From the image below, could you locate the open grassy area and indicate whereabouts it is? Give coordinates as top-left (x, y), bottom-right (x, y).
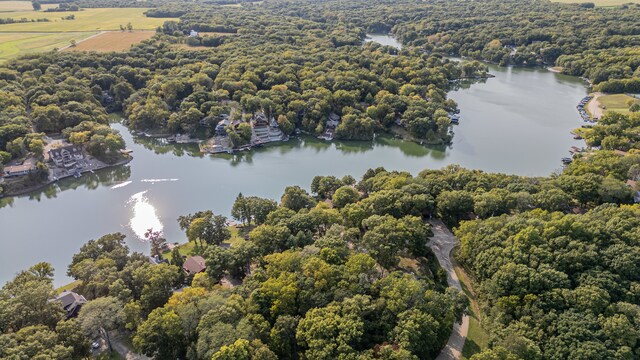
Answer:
top-left (162, 226), bottom-right (248, 260)
top-left (0, 31), bottom-right (96, 61)
top-left (55, 279), bottom-right (82, 294)
top-left (453, 260), bottom-right (490, 360)
top-left (64, 30), bottom-right (156, 52)
top-left (0, 8), bottom-right (174, 32)
top-left (0, 7), bottom-right (175, 60)
top-left (551, 0), bottom-right (640, 6)
top-left (0, 1), bottom-right (57, 11)
top-left (598, 93), bottom-right (640, 114)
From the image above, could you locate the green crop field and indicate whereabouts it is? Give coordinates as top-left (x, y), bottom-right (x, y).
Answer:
top-left (0, 8), bottom-right (175, 32)
top-left (552, 0), bottom-right (640, 6)
top-left (0, 32), bottom-right (96, 61)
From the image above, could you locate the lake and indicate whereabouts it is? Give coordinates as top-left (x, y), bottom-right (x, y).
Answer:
top-left (364, 34), bottom-right (403, 49)
top-left (0, 37), bottom-right (588, 286)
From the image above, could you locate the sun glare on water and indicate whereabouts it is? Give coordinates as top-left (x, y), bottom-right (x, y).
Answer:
top-left (128, 191), bottom-right (163, 240)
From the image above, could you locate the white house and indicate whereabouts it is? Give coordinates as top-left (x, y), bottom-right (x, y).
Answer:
top-left (49, 145), bottom-right (83, 168)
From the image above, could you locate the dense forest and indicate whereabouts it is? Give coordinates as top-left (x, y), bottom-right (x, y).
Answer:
top-left (2, 0), bottom-right (640, 359)
top-left (2, 140), bottom-right (639, 358)
top-left (1, 169), bottom-right (476, 359)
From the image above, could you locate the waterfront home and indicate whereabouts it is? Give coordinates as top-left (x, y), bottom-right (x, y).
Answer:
top-left (327, 113), bottom-right (341, 129)
top-left (253, 112), bottom-right (269, 126)
top-left (216, 119), bottom-right (231, 136)
top-left (2, 163), bottom-right (36, 178)
top-left (49, 145), bottom-right (83, 168)
top-left (54, 290), bottom-right (87, 318)
top-left (183, 255), bottom-right (207, 275)
top-left (626, 180), bottom-right (640, 203)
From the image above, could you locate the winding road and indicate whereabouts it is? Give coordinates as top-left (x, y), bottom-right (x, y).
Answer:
top-left (428, 220), bottom-right (470, 360)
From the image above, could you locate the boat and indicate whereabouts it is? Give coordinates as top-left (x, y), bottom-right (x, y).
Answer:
top-left (561, 157), bottom-right (573, 164)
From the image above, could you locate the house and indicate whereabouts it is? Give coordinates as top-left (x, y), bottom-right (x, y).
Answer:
top-left (2, 163), bottom-right (36, 178)
top-left (54, 290), bottom-right (87, 318)
top-left (326, 113), bottom-right (341, 129)
top-left (49, 145), bottom-right (83, 168)
top-left (189, 30), bottom-right (199, 37)
top-left (215, 119), bottom-right (231, 136)
top-left (626, 180), bottom-right (640, 203)
top-left (183, 255), bottom-right (207, 275)
top-left (253, 112), bottom-right (269, 126)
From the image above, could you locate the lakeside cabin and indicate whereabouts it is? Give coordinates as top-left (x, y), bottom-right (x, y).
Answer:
top-left (53, 290), bottom-right (87, 318)
top-left (48, 145), bottom-right (84, 169)
top-left (183, 255), bottom-right (207, 275)
top-left (2, 163), bottom-right (36, 178)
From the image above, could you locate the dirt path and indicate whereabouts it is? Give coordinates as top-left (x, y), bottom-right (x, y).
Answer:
top-left (57, 31), bottom-right (106, 51)
top-left (428, 219), bottom-right (470, 360)
top-left (110, 333), bottom-right (150, 360)
top-left (587, 92), bottom-right (604, 120)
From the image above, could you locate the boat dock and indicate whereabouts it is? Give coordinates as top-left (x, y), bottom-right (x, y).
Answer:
top-left (576, 96), bottom-right (597, 123)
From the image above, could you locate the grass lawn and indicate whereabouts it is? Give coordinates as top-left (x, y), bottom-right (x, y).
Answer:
top-left (453, 260), bottom-right (490, 360)
top-left (0, 8), bottom-right (175, 32)
top-left (55, 279), bottom-right (82, 294)
top-left (598, 94), bottom-right (640, 115)
top-left (162, 226), bottom-right (248, 260)
top-left (0, 31), bottom-right (96, 61)
top-left (552, 0), bottom-right (640, 5)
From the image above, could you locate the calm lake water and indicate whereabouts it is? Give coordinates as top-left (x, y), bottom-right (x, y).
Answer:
top-left (364, 34), bottom-right (403, 49)
top-left (0, 38), bottom-right (588, 286)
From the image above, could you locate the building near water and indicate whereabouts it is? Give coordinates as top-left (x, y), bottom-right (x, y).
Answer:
top-left (54, 290), bottom-right (87, 318)
top-left (183, 255), bottom-right (207, 275)
top-left (49, 145), bottom-right (84, 168)
top-left (2, 163), bottom-right (36, 178)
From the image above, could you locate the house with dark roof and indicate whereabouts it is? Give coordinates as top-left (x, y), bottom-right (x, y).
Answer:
top-left (48, 145), bottom-right (84, 168)
top-left (183, 255), bottom-right (207, 275)
top-left (54, 290), bottom-right (87, 318)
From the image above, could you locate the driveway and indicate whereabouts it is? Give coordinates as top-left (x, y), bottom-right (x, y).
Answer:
top-left (110, 333), bottom-right (151, 360)
top-left (427, 220), bottom-right (470, 360)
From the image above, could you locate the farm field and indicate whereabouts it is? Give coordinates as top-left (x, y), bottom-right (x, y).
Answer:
top-left (0, 1), bottom-right (57, 12)
top-left (0, 31), bottom-right (96, 61)
top-left (0, 8), bottom-right (175, 32)
top-left (63, 30), bottom-right (156, 52)
top-left (552, 0), bottom-right (640, 6)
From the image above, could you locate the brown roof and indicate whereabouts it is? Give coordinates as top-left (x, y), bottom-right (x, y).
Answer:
top-left (613, 150), bottom-right (629, 156)
top-left (626, 180), bottom-right (637, 190)
top-left (4, 164), bottom-right (35, 173)
top-left (183, 255), bottom-right (206, 274)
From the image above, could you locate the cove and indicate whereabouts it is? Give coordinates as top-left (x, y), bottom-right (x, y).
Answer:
top-left (0, 57), bottom-right (587, 286)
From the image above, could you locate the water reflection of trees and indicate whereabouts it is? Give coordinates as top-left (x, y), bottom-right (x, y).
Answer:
top-left (448, 77), bottom-right (488, 91)
top-left (132, 136), bottom-right (203, 158)
top-left (1, 165), bottom-right (133, 207)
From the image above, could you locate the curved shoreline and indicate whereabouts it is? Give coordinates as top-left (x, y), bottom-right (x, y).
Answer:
top-left (1, 157), bottom-right (132, 198)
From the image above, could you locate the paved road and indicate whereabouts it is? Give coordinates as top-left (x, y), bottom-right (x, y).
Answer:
top-left (428, 219), bottom-right (470, 360)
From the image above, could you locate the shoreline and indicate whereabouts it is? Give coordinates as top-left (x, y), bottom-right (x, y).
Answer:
top-left (586, 92), bottom-right (604, 120)
top-left (2, 156), bottom-right (132, 198)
